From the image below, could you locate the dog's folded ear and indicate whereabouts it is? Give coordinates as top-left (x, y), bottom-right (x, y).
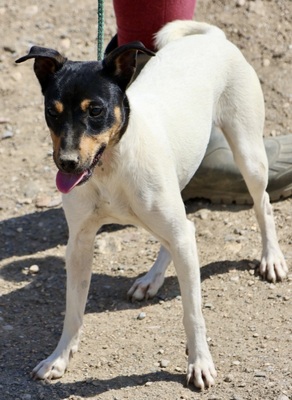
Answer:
top-left (103, 41), bottom-right (155, 91)
top-left (16, 46), bottom-right (67, 93)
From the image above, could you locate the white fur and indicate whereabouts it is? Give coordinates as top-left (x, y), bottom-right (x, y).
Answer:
top-left (154, 20), bottom-right (226, 49)
top-left (32, 21), bottom-right (288, 389)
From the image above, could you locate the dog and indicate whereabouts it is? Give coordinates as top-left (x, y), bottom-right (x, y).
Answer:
top-left (16, 20), bottom-right (288, 390)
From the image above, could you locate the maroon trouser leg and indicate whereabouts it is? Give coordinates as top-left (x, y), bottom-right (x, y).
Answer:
top-left (113, 0), bottom-right (197, 51)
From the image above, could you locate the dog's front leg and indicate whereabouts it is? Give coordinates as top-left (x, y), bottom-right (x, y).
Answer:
top-left (166, 219), bottom-right (216, 390)
top-left (32, 223), bottom-right (97, 380)
top-left (139, 205), bottom-right (216, 389)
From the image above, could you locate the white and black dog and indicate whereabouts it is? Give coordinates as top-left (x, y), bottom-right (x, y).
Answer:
top-left (16, 21), bottom-right (287, 389)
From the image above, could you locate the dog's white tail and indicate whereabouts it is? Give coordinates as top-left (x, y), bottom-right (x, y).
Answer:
top-left (155, 20), bottom-right (226, 50)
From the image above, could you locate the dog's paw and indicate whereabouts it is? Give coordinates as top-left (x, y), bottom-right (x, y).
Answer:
top-left (127, 273), bottom-right (164, 301)
top-left (32, 355), bottom-right (68, 380)
top-left (260, 250), bottom-right (288, 282)
top-left (186, 356), bottom-right (217, 390)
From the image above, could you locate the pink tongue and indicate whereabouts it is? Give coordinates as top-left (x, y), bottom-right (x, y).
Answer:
top-left (56, 170), bottom-right (88, 194)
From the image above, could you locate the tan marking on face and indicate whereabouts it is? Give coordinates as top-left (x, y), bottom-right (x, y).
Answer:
top-left (109, 106), bottom-right (123, 144)
top-left (50, 129), bottom-right (61, 155)
top-left (78, 106), bottom-right (123, 163)
top-left (80, 99), bottom-right (91, 112)
top-left (54, 100), bottom-right (64, 114)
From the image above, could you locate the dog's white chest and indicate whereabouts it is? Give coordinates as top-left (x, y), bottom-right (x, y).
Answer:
top-left (88, 176), bottom-right (141, 227)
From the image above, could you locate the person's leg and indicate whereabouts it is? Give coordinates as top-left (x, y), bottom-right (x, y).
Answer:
top-left (113, 0), bottom-right (196, 51)
top-left (111, 1), bottom-right (292, 205)
top-left (181, 126), bottom-right (292, 204)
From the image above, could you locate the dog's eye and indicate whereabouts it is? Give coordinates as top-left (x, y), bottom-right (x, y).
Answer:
top-left (89, 106), bottom-right (104, 118)
top-left (46, 107), bottom-right (59, 118)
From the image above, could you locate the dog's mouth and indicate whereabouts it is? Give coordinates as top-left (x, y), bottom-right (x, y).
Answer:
top-left (56, 145), bottom-right (106, 194)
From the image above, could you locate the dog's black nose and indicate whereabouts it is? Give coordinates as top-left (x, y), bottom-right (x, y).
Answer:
top-left (59, 153), bottom-right (80, 173)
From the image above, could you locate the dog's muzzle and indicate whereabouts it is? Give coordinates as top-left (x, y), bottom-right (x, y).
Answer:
top-left (56, 145), bottom-right (106, 193)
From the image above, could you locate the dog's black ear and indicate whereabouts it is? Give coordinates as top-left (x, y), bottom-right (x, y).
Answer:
top-left (16, 46), bottom-right (67, 93)
top-left (102, 41), bottom-right (155, 91)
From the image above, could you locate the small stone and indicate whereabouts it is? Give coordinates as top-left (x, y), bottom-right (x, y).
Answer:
top-left (3, 324), bottom-right (13, 331)
top-left (277, 395), bottom-right (289, 400)
top-left (145, 381), bottom-right (153, 386)
top-left (283, 296), bottom-right (289, 301)
top-left (3, 44), bottom-right (16, 53)
top-left (232, 395), bottom-right (243, 400)
top-left (224, 234), bottom-right (236, 242)
top-left (1, 130), bottom-right (14, 140)
top-left (254, 370), bottom-right (266, 378)
top-left (236, 0), bottom-right (245, 6)
top-left (247, 280), bottom-right (254, 286)
top-left (248, 0), bottom-right (265, 16)
top-left (198, 229), bottom-right (212, 238)
top-left (60, 38), bottom-right (71, 50)
top-left (95, 236), bottom-right (122, 254)
top-left (25, 5), bottom-right (38, 15)
top-left (160, 359), bottom-right (170, 368)
top-left (263, 58), bottom-right (271, 67)
top-left (12, 71), bottom-right (22, 82)
top-left (23, 181), bottom-right (40, 198)
top-left (252, 333), bottom-right (259, 338)
top-left (204, 303), bottom-right (214, 310)
top-left (196, 209), bottom-right (210, 220)
top-left (175, 366), bottom-right (182, 372)
top-left (22, 395), bottom-right (32, 400)
top-left (137, 312), bottom-right (146, 320)
top-left (224, 373), bottom-right (234, 382)
top-left (35, 194), bottom-right (62, 208)
top-left (230, 275), bottom-right (240, 282)
top-left (29, 265), bottom-right (39, 274)
top-left (17, 198), bottom-right (33, 205)
top-left (0, 117), bottom-right (10, 124)
top-left (232, 360), bottom-right (241, 366)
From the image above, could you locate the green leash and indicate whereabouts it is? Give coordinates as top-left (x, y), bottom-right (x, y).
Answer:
top-left (97, 0), bottom-right (104, 61)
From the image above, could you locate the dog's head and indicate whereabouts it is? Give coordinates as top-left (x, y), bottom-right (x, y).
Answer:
top-left (16, 43), bottom-right (155, 193)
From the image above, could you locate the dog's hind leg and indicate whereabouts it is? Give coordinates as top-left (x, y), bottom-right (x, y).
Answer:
top-left (229, 143), bottom-right (287, 282)
top-left (127, 245), bottom-right (171, 301)
top-left (219, 68), bottom-right (288, 282)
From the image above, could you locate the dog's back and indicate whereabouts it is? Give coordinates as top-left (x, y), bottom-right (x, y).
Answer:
top-left (126, 21), bottom-right (252, 190)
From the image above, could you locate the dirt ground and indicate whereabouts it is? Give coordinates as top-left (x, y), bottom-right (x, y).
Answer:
top-left (0, 0), bottom-right (292, 399)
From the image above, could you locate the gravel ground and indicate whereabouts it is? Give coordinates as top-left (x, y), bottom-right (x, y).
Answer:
top-left (0, 0), bottom-right (291, 399)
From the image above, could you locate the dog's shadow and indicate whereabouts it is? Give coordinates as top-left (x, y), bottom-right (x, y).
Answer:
top-left (49, 370), bottom-right (187, 399)
top-left (0, 199), bottom-right (251, 261)
top-left (0, 201), bottom-right (254, 397)
top-left (0, 254), bottom-right (252, 397)
top-left (0, 207), bottom-right (129, 262)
